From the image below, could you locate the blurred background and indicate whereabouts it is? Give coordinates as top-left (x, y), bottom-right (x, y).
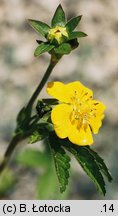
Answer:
top-left (0, 0), bottom-right (118, 199)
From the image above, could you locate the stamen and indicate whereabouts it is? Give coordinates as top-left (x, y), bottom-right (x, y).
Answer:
top-left (75, 115), bottom-right (79, 120)
top-left (90, 108), bottom-right (97, 112)
top-left (84, 92), bottom-right (88, 96)
top-left (70, 90), bottom-right (94, 128)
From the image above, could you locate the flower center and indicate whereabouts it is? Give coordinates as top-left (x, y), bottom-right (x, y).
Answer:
top-left (48, 26), bottom-right (68, 44)
top-left (70, 91), bottom-right (94, 130)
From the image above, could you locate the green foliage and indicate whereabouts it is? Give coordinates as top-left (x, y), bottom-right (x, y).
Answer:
top-left (54, 43), bottom-right (71, 55)
top-left (16, 107), bottom-right (26, 126)
top-left (29, 4), bottom-right (87, 57)
top-left (0, 169), bottom-right (15, 197)
top-left (16, 147), bottom-right (69, 199)
top-left (36, 100), bottom-right (52, 118)
top-left (16, 95), bottom-right (112, 197)
top-left (29, 130), bottom-right (44, 144)
top-left (66, 16), bottom-right (82, 32)
top-left (48, 133), bottom-right (70, 193)
top-left (16, 107), bottom-right (30, 131)
top-left (36, 164), bottom-right (70, 199)
top-left (86, 147), bottom-right (112, 182)
top-left (61, 140), bottom-right (107, 195)
top-left (0, 2), bottom-right (112, 201)
top-left (51, 4), bottom-right (66, 27)
top-left (34, 43), bottom-right (54, 57)
top-left (69, 31), bottom-right (88, 40)
top-left (28, 122), bottom-right (53, 144)
top-left (28, 19), bottom-right (50, 37)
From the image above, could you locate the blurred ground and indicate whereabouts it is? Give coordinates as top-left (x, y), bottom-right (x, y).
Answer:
top-left (0, 0), bottom-right (118, 199)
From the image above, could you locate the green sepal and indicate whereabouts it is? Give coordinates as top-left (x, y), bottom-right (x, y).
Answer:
top-left (66, 15), bottom-right (82, 32)
top-left (28, 19), bottom-right (50, 37)
top-left (29, 122), bottom-right (53, 144)
top-left (54, 43), bottom-right (71, 55)
top-left (61, 140), bottom-right (106, 195)
top-left (86, 147), bottom-right (112, 182)
top-left (48, 133), bottom-right (70, 193)
top-left (51, 4), bottom-right (66, 27)
top-left (69, 31), bottom-right (88, 40)
top-left (34, 43), bottom-right (54, 57)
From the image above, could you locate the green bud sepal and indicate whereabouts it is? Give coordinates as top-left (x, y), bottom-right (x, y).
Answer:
top-left (28, 4), bottom-right (87, 57)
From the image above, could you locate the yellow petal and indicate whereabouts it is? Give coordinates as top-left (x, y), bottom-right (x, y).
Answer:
top-left (51, 104), bottom-right (72, 139)
top-left (47, 81), bottom-right (93, 104)
top-left (46, 82), bottom-right (69, 103)
top-left (89, 117), bottom-right (102, 134)
top-left (91, 100), bottom-right (106, 114)
top-left (65, 81), bottom-right (93, 103)
top-left (68, 124), bottom-right (93, 146)
top-left (89, 100), bottom-right (106, 134)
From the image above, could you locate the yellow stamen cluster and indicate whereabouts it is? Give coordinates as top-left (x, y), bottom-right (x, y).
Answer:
top-left (70, 91), bottom-right (97, 131)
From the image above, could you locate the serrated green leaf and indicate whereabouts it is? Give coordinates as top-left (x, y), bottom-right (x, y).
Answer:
top-left (62, 141), bottom-right (106, 195)
top-left (16, 149), bottom-right (49, 168)
top-left (66, 15), bottom-right (82, 32)
top-left (51, 4), bottom-right (66, 27)
top-left (28, 19), bottom-right (50, 37)
top-left (49, 133), bottom-right (70, 193)
top-left (34, 43), bottom-right (54, 57)
top-left (86, 147), bottom-right (112, 182)
top-left (54, 43), bottom-right (71, 55)
top-left (69, 31), bottom-right (87, 40)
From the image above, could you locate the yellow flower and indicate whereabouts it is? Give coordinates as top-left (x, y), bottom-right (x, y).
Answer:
top-left (48, 26), bottom-right (68, 44)
top-left (46, 81), bottom-right (106, 146)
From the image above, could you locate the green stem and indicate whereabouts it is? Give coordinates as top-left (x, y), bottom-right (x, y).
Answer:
top-left (0, 55), bottom-right (60, 174)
